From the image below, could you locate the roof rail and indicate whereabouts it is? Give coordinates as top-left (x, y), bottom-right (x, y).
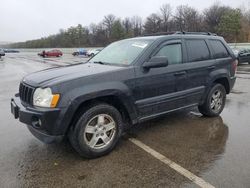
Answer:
top-left (174, 31), bottom-right (217, 36)
top-left (143, 32), bottom-right (177, 36)
top-left (142, 31), bottom-right (217, 37)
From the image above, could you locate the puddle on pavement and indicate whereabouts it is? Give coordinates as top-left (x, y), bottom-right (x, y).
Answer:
top-left (126, 110), bottom-right (228, 172)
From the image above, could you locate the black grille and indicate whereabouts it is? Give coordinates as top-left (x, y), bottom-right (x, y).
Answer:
top-left (19, 83), bottom-right (35, 105)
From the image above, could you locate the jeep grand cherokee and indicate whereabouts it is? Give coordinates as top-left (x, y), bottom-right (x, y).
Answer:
top-left (11, 32), bottom-right (237, 158)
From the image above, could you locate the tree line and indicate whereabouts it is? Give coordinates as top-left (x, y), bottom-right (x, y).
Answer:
top-left (7, 3), bottom-right (250, 48)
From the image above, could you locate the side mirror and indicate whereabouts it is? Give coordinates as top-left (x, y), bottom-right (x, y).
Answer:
top-left (143, 56), bottom-right (168, 69)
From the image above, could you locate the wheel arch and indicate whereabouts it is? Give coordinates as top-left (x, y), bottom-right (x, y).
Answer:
top-left (213, 77), bottom-right (230, 94)
top-left (63, 93), bottom-right (138, 135)
top-left (209, 68), bottom-right (231, 94)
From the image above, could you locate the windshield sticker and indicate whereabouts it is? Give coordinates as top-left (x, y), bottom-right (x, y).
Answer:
top-left (132, 43), bottom-right (148, 48)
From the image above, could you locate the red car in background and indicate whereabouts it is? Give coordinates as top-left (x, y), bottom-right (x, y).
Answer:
top-left (38, 49), bottom-right (63, 57)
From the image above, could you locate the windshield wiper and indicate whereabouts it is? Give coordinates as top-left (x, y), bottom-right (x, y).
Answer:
top-left (91, 61), bottom-right (123, 67)
top-left (93, 61), bottom-right (106, 65)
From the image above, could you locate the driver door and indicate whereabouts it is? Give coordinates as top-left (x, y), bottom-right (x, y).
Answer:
top-left (134, 40), bottom-right (189, 120)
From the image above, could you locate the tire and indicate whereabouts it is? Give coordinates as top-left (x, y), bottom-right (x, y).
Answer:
top-left (198, 83), bottom-right (226, 117)
top-left (68, 103), bottom-right (123, 158)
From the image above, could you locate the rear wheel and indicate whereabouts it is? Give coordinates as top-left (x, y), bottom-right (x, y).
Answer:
top-left (198, 83), bottom-right (226, 117)
top-left (68, 103), bottom-right (123, 158)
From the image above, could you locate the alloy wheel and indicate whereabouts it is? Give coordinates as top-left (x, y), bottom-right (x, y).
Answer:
top-left (83, 114), bottom-right (116, 149)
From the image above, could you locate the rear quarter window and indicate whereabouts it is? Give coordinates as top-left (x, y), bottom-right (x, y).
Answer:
top-left (209, 40), bottom-right (229, 59)
top-left (186, 39), bottom-right (210, 62)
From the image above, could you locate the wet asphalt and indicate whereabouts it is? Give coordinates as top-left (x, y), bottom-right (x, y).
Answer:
top-left (0, 53), bottom-right (250, 188)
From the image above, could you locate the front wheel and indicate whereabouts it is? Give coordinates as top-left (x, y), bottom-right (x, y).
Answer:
top-left (68, 103), bottom-right (123, 158)
top-left (198, 83), bottom-right (226, 117)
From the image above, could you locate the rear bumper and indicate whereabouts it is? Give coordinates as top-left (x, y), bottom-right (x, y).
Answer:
top-left (230, 76), bottom-right (236, 92)
top-left (11, 95), bottom-right (64, 144)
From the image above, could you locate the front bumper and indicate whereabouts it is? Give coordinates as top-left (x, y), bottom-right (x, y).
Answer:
top-left (11, 95), bottom-right (64, 143)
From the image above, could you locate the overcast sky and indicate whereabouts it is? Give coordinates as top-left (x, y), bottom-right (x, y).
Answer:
top-left (0, 0), bottom-right (249, 42)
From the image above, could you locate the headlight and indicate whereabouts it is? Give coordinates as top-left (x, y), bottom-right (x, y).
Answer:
top-left (33, 88), bottom-right (60, 108)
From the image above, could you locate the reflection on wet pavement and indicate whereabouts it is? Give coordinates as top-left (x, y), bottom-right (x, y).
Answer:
top-left (127, 111), bottom-right (228, 176)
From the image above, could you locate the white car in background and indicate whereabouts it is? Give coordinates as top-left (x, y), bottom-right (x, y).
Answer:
top-left (0, 49), bottom-right (5, 58)
top-left (87, 49), bottom-right (102, 57)
top-left (232, 48), bottom-right (239, 58)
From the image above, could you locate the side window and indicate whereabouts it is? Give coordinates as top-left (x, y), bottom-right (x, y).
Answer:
top-left (209, 40), bottom-right (229, 58)
top-left (186, 39), bottom-right (210, 62)
top-left (154, 43), bottom-right (182, 65)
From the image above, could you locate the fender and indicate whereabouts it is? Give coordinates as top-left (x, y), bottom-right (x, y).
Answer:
top-left (57, 81), bottom-right (138, 134)
top-left (199, 68), bottom-right (230, 104)
top-left (208, 68), bottom-right (230, 86)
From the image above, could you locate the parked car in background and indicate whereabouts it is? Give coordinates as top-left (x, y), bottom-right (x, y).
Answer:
top-left (38, 49), bottom-right (63, 57)
top-left (238, 49), bottom-right (250, 64)
top-left (4, 49), bottom-right (19, 53)
top-left (0, 49), bottom-right (5, 57)
top-left (72, 48), bottom-right (87, 56)
top-left (87, 49), bottom-right (102, 57)
top-left (232, 48), bottom-right (239, 58)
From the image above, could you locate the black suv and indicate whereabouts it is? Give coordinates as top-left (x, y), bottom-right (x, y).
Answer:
top-left (11, 32), bottom-right (237, 158)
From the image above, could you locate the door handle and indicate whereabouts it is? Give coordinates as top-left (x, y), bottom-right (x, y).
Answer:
top-left (207, 66), bottom-right (215, 70)
top-left (174, 71), bottom-right (186, 76)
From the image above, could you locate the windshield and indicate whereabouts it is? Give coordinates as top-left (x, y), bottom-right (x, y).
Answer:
top-left (90, 39), bottom-right (153, 65)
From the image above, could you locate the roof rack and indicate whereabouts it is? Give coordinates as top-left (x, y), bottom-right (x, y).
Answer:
top-left (175, 31), bottom-right (217, 36)
top-left (143, 32), bottom-right (177, 36)
top-left (142, 31), bottom-right (217, 37)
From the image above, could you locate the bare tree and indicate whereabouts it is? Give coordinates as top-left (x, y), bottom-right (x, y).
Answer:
top-left (144, 13), bottom-right (162, 34)
top-left (174, 5), bottom-right (186, 31)
top-left (184, 7), bottom-right (202, 31)
top-left (203, 4), bottom-right (232, 32)
top-left (160, 4), bottom-right (172, 31)
top-left (89, 23), bottom-right (98, 34)
top-left (131, 16), bottom-right (143, 36)
top-left (173, 5), bottom-right (201, 32)
top-left (122, 17), bottom-right (132, 36)
top-left (103, 14), bottom-right (116, 38)
top-left (9, 3), bottom-right (250, 48)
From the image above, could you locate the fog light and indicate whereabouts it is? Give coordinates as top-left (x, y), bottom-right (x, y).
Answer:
top-left (32, 116), bottom-right (42, 128)
top-left (38, 119), bottom-right (42, 126)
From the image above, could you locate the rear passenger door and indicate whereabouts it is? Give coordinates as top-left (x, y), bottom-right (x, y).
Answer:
top-left (183, 39), bottom-right (215, 105)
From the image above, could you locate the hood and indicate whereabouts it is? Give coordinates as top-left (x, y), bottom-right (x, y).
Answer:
top-left (23, 63), bottom-right (125, 87)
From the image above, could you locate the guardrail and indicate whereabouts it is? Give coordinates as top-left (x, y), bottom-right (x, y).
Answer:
top-left (229, 43), bottom-right (250, 49)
